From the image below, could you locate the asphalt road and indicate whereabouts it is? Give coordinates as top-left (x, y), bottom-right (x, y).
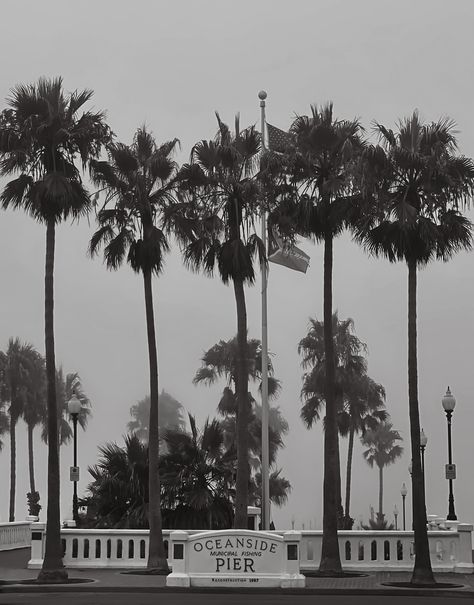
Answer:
top-left (0, 595), bottom-right (471, 605)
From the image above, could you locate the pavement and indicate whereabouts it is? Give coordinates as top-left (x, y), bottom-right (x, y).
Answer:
top-left (1, 548), bottom-right (474, 598)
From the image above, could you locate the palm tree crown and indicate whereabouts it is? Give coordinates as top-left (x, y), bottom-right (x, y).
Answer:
top-left (90, 127), bottom-right (179, 273)
top-left (0, 77), bottom-right (109, 222)
top-left (355, 111), bottom-right (474, 266)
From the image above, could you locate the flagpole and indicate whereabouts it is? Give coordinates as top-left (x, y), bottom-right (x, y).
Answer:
top-left (259, 89), bottom-right (270, 531)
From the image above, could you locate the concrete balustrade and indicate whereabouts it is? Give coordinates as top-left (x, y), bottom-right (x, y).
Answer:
top-left (0, 522), bottom-right (31, 551)
top-left (24, 522), bottom-right (473, 573)
top-left (298, 526), bottom-right (474, 573)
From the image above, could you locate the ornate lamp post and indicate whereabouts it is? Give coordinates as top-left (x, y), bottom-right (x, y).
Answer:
top-left (442, 386), bottom-right (457, 521)
top-left (68, 390), bottom-right (81, 526)
top-left (400, 483), bottom-right (408, 530)
top-left (420, 428), bottom-right (427, 474)
top-left (393, 504), bottom-right (399, 530)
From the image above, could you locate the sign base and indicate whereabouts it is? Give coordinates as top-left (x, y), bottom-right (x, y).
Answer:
top-left (167, 572), bottom-right (305, 588)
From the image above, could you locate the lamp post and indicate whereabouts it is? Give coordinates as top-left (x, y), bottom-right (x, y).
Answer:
top-left (400, 483), bottom-right (408, 530)
top-left (68, 390), bottom-right (81, 526)
top-left (442, 386), bottom-right (457, 521)
top-left (393, 504), bottom-right (399, 530)
top-left (420, 428), bottom-right (427, 474)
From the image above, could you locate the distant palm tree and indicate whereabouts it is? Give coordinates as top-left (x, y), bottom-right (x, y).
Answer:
top-left (90, 126), bottom-right (179, 572)
top-left (288, 104), bottom-right (364, 573)
top-left (160, 414), bottom-right (234, 529)
top-left (299, 314), bottom-right (386, 528)
top-left (361, 421), bottom-right (403, 521)
top-left (194, 336), bottom-right (290, 507)
top-left (41, 370), bottom-right (91, 446)
top-left (355, 111), bottom-right (474, 584)
top-left (0, 338), bottom-right (37, 521)
top-left (171, 116), bottom-right (264, 528)
top-left (22, 349), bottom-right (46, 497)
top-left (339, 375), bottom-right (386, 527)
top-left (0, 77), bottom-right (109, 582)
top-left (86, 434), bottom-right (149, 528)
top-left (127, 391), bottom-right (186, 448)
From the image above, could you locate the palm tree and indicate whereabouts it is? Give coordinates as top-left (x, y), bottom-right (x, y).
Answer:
top-left (160, 414), bottom-right (234, 529)
top-left (171, 115), bottom-right (264, 528)
top-left (194, 336), bottom-right (290, 506)
top-left (127, 390), bottom-right (186, 448)
top-left (354, 111), bottom-right (474, 584)
top-left (0, 77), bottom-right (109, 582)
top-left (0, 338), bottom-right (36, 521)
top-left (288, 103), bottom-right (364, 573)
top-left (339, 375), bottom-right (386, 527)
top-left (85, 434), bottom-right (149, 528)
top-left (89, 127), bottom-right (179, 572)
top-left (22, 349), bottom-right (46, 503)
top-left (361, 421), bottom-right (403, 522)
top-left (299, 313), bottom-right (386, 529)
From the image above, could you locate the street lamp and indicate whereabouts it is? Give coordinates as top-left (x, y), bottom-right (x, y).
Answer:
top-left (442, 386), bottom-right (457, 521)
top-left (393, 504), bottom-right (399, 530)
top-left (400, 483), bottom-right (408, 530)
top-left (420, 428), bottom-right (428, 474)
top-left (68, 390), bottom-right (82, 526)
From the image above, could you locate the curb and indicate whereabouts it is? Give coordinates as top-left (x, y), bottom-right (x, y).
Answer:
top-left (1, 584), bottom-right (474, 598)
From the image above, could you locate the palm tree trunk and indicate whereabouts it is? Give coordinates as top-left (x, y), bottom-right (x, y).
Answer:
top-left (344, 424), bottom-right (355, 521)
top-left (38, 218), bottom-right (67, 583)
top-left (143, 268), bottom-right (168, 572)
top-left (9, 418), bottom-right (16, 522)
top-left (319, 233), bottom-right (342, 574)
top-left (378, 465), bottom-right (383, 518)
top-left (28, 424), bottom-right (36, 494)
top-left (233, 277), bottom-right (249, 529)
top-left (335, 429), bottom-right (343, 527)
top-left (408, 260), bottom-right (434, 584)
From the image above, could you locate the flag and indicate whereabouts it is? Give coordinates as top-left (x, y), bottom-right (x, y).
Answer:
top-left (266, 123), bottom-right (294, 153)
top-left (268, 230), bottom-right (310, 273)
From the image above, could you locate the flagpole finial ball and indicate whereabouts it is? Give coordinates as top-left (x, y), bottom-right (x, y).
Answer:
top-left (258, 90), bottom-right (267, 100)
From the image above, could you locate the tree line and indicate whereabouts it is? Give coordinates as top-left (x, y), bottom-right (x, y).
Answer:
top-left (1, 77), bottom-right (472, 586)
top-left (0, 339), bottom-right (89, 520)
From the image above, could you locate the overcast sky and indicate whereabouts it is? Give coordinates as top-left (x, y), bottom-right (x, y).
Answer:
top-left (1, 0), bottom-right (474, 532)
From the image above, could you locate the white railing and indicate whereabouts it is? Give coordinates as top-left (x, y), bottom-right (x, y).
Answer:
top-left (28, 527), bottom-right (202, 569)
top-left (298, 526), bottom-right (474, 573)
top-left (0, 522), bottom-right (31, 551)
top-left (27, 523), bottom-right (474, 573)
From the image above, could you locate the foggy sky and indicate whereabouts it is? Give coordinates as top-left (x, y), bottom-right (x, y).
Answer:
top-left (1, 0), bottom-right (474, 532)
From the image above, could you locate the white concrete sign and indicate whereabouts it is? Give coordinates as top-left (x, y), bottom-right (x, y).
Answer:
top-left (167, 529), bottom-right (305, 588)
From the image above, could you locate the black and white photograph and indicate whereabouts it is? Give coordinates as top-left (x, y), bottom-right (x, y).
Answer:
top-left (0, 1), bottom-right (474, 603)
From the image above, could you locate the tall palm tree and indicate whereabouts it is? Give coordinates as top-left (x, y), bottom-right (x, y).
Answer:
top-left (171, 115), bottom-right (264, 528)
top-left (0, 77), bottom-right (109, 582)
top-left (160, 414), bottom-right (235, 529)
top-left (355, 112), bottom-right (474, 584)
top-left (0, 338), bottom-right (36, 521)
top-left (89, 127), bottom-right (179, 572)
top-left (288, 103), bottom-right (364, 573)
top-left (361, 421), bottom-right (403, 521)
top-left (127, 390), bottom-right (186, 448)
top-left (299, 313), bottom-right (386, 529)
